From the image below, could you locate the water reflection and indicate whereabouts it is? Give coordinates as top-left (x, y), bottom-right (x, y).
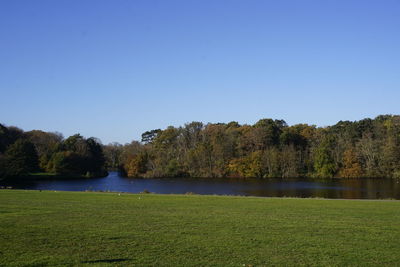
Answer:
top-left (2, 172), bottom-right (400, 199)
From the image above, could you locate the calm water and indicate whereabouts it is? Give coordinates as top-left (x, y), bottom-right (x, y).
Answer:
top-left (2, 172), bottom-right (400, 199)
top-left (0, 172), bottom-right (400, 199)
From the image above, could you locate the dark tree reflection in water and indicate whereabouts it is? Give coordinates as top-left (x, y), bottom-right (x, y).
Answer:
top-left (2, 172), bottom-right (400, 199)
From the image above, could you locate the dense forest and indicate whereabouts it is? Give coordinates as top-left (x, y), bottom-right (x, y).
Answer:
top-left (2, 115), bottom-right (400, 179)
top-left (0, 124), bottom-right (107, 178)
top-left (105, 115), bottom-right (400, 179)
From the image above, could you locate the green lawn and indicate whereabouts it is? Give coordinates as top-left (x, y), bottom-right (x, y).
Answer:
top-left (1, 190), bottom-right (400, 266)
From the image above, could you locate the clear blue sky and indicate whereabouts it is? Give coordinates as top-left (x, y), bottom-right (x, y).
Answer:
top-left (1, 0), bottom-right (399, 144)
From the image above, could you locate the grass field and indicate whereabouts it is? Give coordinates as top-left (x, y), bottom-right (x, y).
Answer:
top-left (1, 190), bottom-right (400, 266)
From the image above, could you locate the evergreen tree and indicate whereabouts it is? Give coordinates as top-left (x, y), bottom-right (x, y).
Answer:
top-left (3, 139), bottom-right (39, 177)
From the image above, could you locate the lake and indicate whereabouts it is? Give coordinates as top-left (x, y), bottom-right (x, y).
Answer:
top-left (2, 171), bottom-right (400, 199)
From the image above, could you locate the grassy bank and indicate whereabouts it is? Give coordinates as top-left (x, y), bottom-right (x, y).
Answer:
top-left (1, 190), bottom-right (400, 266)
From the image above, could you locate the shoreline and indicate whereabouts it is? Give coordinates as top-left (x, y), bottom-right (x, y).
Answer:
top-left (1, 189), bottom-right (399, 201)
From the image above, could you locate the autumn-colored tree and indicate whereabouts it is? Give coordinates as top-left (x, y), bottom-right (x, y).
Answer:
top-left (125, 153), bottom-right (148, 177)
top-left (228, 151), bottom-right (263, 178)
top-left (339, 148), bottom-right (363, 178)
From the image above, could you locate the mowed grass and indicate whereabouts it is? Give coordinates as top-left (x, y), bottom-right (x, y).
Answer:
top-left (1, 191), bottom-right (400, 266)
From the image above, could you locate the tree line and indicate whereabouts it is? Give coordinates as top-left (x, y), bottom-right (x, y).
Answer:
top-left (2, 114), bottom-right (400, 179)
top-left (0, 124), bottom-right (107, 178)
top-left (104, 115), bottom-right (400, 179)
